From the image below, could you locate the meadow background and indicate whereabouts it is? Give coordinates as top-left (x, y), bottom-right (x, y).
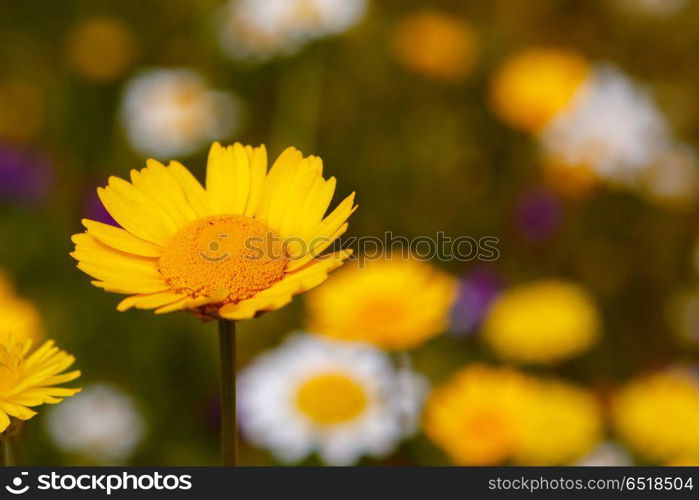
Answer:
top-left (1, 0), bottom-right (698, 466)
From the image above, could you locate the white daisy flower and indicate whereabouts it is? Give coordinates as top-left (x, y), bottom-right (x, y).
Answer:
top-left (575, 442), bottom-right (633, 466)
top-left (120, 68), bottom-right (240, 157)
top-left (46, 384), bottom-right (146, 464)
top-left (641, 144), bottom-right (699, 209)
top-left (237, 333), bottom-right (428, 465)
top-left (614, 0), bottom-right (689, 17)
top-left (217, 0), bottom-right (368, 61)
top-left (541, 66), bottom-right (671, 185)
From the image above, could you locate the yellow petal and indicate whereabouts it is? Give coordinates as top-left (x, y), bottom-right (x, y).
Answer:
top-left (155, 289), bottom-right (229, 314)
top-left (264, 155), bottom-right (322, 233)
top-left (292, 175), bottom-right (337, 234)
top-left (244, 145), bottom-right (268, 216)
top-left (277, 163), bottom-right (323, 238)
top-left (219, 293), bottom-right (294, 320)
top-left (220, 249), bottom-right (352, 320)
top-left (82, 219), bottom-right (162, 257)
top-left (98, 181), bottom-right (178, 245)
top-left (230, 143), bottom-right (251, 214)
top-left (0, 411), bottom-right (10, 433)
top-left (286, 222), bottom-right (349, 271)
top-left (255, 147), bottom-right (303, 223)
top-left (167, 160), bottom-right (212, 217)
top-left (91, 279), bottom-right (171, 295)
top-left (117, 291), bottom-right (186, 312)
top-left (130, 160), bottom-right (199, 228)
top-left (0, 401), bottom-right (37, 421)
top-left (71, 234), bottom-right (162, 283)
top-left (206, 142), bottom-right (252, 215)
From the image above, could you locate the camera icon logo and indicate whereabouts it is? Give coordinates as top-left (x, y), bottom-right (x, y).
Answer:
top-left (5, 472), bottom-right (29, 495)
top-left (200, 234), bottom-right (230, 262)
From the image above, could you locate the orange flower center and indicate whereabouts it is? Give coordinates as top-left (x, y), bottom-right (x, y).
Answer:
top-left (159, 215), bottom-right (288, 304)
top-left (295, 373), bottom-right (368, 425)
top-left (357, 296), bottom-right (407, 325)
top-left (462, 408), bottom-right (514, 464)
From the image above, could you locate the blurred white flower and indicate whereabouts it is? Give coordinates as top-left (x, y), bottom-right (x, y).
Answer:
top-left (574, 442), bottom-right (633, 466)
top-left (541, 66), bottom-right (671, 185)
top-left (217, 0), bottom-right (368, 61)
top-left (120, 68), bottom-right (240, 157)
top-left (46, 384), bottom-right (146, 464)
top-left (641, 144), bottom-right (699, 209)
top-left (237, 333), bottom-right (427, 465)
top-left (614, 0), bottom-right (689, 17)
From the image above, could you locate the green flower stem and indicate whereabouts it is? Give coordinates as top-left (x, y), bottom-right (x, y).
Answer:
top-left (218, 319), bottom-right (237, 466)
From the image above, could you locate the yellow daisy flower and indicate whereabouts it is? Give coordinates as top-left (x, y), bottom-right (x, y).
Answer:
top-left (423, 364), bottom-right (532, 465)
top-left (482, 280), bottom-right (600, 364)
top-left (71, 142), bottom-right (356, 320)
top-left (305, 258), bottom-right (457, 350)
top-left (514, 379), bottom-right (602, 465)
top-left (423, 364), bottom-right (602, 465)
top-left (0, 273), bottom-right (42, 345)
top-left (490, 47), bottom-right (590, 133)
top-left (612, 371), bottom-right (699, 463)
top-left (0, 337), bottom-right (81, 433)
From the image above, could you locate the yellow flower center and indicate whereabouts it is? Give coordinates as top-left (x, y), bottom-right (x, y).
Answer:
top-left (295, 373), bottom-right (368, 425)
top-left (159, 215), bottom-right (288, 304)
top-left (464, 408), bottom-right (513, 458)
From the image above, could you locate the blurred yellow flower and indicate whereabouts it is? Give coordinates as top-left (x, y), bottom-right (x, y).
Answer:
top-left (514, 379), bottom-right (603, 465)
top-left (0, 337), bottom-right (81, 433)
top-left (0, 273), bottom-right (42, 345)
top-left (490, 48), bottom-right (589, 133)
top-left (667, 457), bottom-right (699, 466)
top-left (612, 371), bottom-right (699, 463)
top-left (306, 258), bottom-right (457, 350)
top-left (391, 10), bottom-right (478, 83)
top-left (0, 79), bottom-right (44, 143)
top-left (423, 365), bottom-right (531, 465)
top-left (482, 280), bottom-right (600, 364)
top-left (64, 17), bottom-right (136, 83)
top-left (423, 364), bottom-right (602, 465)
top-left (71, 142), bottom-right (355, 320)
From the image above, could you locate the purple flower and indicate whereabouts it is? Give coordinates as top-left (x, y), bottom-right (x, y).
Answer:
top-left (514, 187), bottom-right (563, 244)
top-left (0, 142), bottom-right (52, 204)
top-left (450, 266), bottom-right (504, 336)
